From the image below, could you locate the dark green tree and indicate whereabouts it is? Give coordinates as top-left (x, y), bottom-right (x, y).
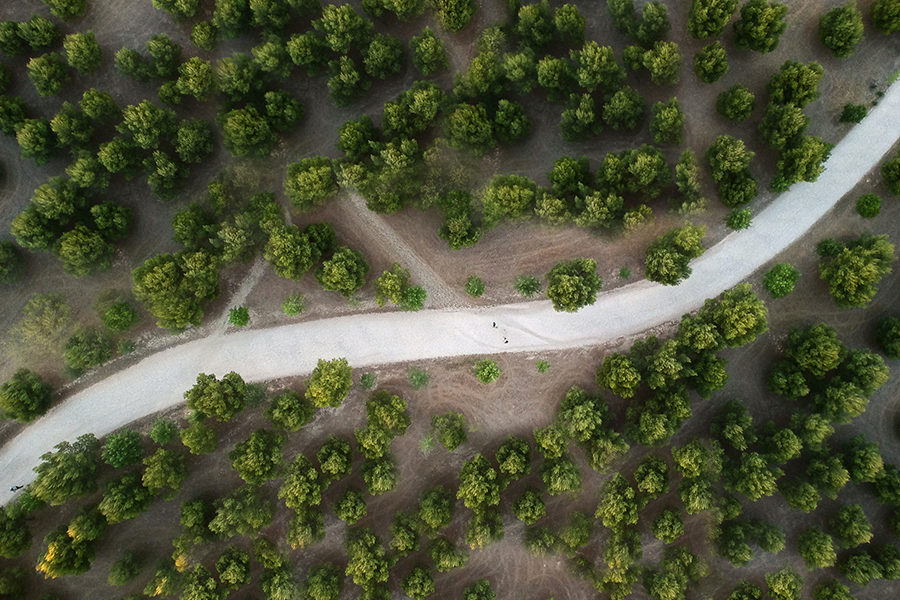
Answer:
top-left (820, 3), bottom-right (864, 58)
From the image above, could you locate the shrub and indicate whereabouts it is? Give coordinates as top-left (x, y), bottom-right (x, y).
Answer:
top-left (839, 104), bottom-right (867, 123)
top-left (856, 194), bottom-right (881, 218)
top-left (408, 367), bottom-right (429, 389)
top-left (474, 360), bottom-right (501, 384)
top-left (150, 419), bottom-right (178, 445)
top-left (763, 263), bottom-right (800, 298)
top-left (465, 276), bottom-right (485, 297)
top-left (726, 208), bottom-right (752, 230)
top-left (101, 301), bottom-right (138, 332)
top-left (282, 294), bottom-right (305, 316)
top-left (514, 275), bottom-right (541, 298)
top-left (229, 306), bottom-right (249, 327)
top-left (0, 368), bottom-right (53, 422)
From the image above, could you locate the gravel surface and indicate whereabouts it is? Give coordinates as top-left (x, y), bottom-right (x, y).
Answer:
top-left (1, 82), bottom-right (899, 504)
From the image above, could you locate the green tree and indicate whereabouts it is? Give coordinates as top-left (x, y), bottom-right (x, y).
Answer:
top-left (431, 412), bottom-right (467, 450)
top-left (541, 455), bottom-right (581, 495)
top-left (0, 368), bottom-right (53, 422)
top-left (305, 358), bottom-right (352, 408)
top-left (220, 105), bottom-right (276, 157)
top-left (229, 430), bottom-right (285, 486)
top-left (102, 430), bottom-right (143, 468)
top-left (63, 328), bottom-right (112, 373)
top-left (410, 27), bottom-right (447, 76)
top-left (651, 508), bottom-right (684, 543)
top-left (819, 234), bottom-right (894, 307)
top-left (474, 360), bottom-right (501, 384)
top-left (185, 372), bottom-right (246, 422)
top-left (513, 489), bottom-right (546, 525)
top-left (305, 562), bottom-right (343, 600)
top-left (820, 3), bottom-right (864, 58)
top-left (798, 528), bottom-right (837, 569)
top-left (174, 118), bottom-right (214, 163)
top-left (433, 0), bottom-right (476, 32)
top-left (284, 158), bottom-right (337, 211)
top-left (766, 568), bottom-right (802, 600)
top-left (118, 100), bottom-right (176, 149)
top-left (688, 0), bottom-right (738, 38)
top-left (364, 34), bottom-right (404, 79)
top-left (141, 448), bottom-right (187, 497)
top-left (767, 61), bottom-right (824, 107)
top-left (278, 454), bottom-right (321, 510)
top-left (27, 52), bottom-right (70, 96)
top-left (650, 98), bottom-right (685, 144)
top-left (856, 193), bottom-right (881, 218)
top-left (15, 118), bottom-right (56, 165)
top-left (644, 222), bottom-right (706, 285)
top-left (180, 421), bottom-right (218, 454)
top-left (334, 489), bottom-right (367, 524)
top-left (344, 528), bottom-right (389, 588)
top-left (602, 86), bottom-right (646, 130)
top-left (363, 455), bottom-right (397, 495)
top-left (876, 316), bottom-right (900, 358)
top-left (418, 486), bottom-right (455, 533)
top-left (545, 257), bottom-right (602, 312)
top-left (316, 247), bottom-right (369, 297)
top-left (772, 136), bottom-right (831, 192)
top-left (694, 41), bottom-right (728, 83)
top-left (316, 436), bottom-right (352, 481)
top-left (716, 84), bottom-right (755, 121)
top-left (265, 389), bottom-right (314, 432)
top-left (464, 275), bottom-right (485, 297)
top-left (641, 40), bottom-right (682, 85)
top-left (35, 526), bottom-right (95, 578)
top-left (873, 0), bottom-right (900, 34)
top-left (763, 263), bottom-right (800, 298)
top-left (830, 504), bottom-right (872, 548)
top-left (734, 0), bottom-right (788, 53)
top-left (150, 419), bottom-right (178, 445)
top-left (209, 486), bottom-right (273, 538)
top-left (99, 473), bottom-right (153, 523)
top-left (108, 550), bottom-right (142, 585)
top-left (43, 0), bottom-right (88, 20)
top-left (495, 436), bottom-right (530, 481)
top-left (457, 453), bottom-right (500, 509)
top-left (63, 32), bottom-right (101, 74)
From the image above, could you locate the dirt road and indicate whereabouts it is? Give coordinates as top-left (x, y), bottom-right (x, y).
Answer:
top-left (1, 82), bottom-right (899, 504)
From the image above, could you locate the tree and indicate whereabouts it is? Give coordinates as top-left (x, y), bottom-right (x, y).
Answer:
top-left (644, 222), bottom-right (706, 285)
top-left (118, 100), bottom-right (176, 149)
top-left (431, 412), bottom-right (467, 450)
top-left (0, 509), bottom-right (31, 558)
top-left (212, 546), bottom-right (250, 590)
top-left (819, 234), bottom-right (894, 307)
top-left (541, 455), bottom-right (582, 495)
top-left (229, 430), bottom-right (285, 486)
top-left (364, 34), bottom-right (404, 79)
top-left (602, 86), bottom-right (646, 130)
top-left (641, 41), bottom-right (682, 85)
top-left (873, 0), bottom-right (900, 34)
top-left (820, 4), bottom-right (864, 58)
top-left (463, 579), bottom-right (495, 600)
top-left (314, 4), bottom-right (372, 53)
top-left (474, 360), bottom-right (501, 384)
top-left (651, 508), bottom-right (684, 543)
top-left (35, 526), bottom-right (95, 578)
top-left (840, 551), bottom-right (883, 584)
top-left (402, 566), bottom-right (434, 600)
top-left (766, 568), bottom-right (801, 600)
top-left (570, 41), bottom-right (624, 93)
top-left (763, 263), bottom-right (800, 298)
top-left (798, 528), bottom-right (837, 569)
top-left (313, 436), bottom-right (351, 482)
top-left (284, 158), bottom-right (337, 211)
top-left (175, 119), bottom-right (214, 163)
top-left (733, 0), bottom-right (787, 53)
top-left (457, 454), bottom-right (500, 509)
top-left (363, 455), bottom-right (397, 495)
top-left (429, 536), bottom-right (469, 572)
top-left (694, 41), bottom-right (728, 83)
top-left (856, 193), bottom-right (881, 218)
top-left (382, 514), bottom-right (418, 562)
top-left (57, 226), bottom-right (115, 277)
top-left (407, 27), bottom-right (447, 77)
top-left (305, 563), bottom-right (343, 600)
top-left (717, 84), bottom-right (755, 122)
top-left (813, 580), bottom-right (853, 600)
top-left (220, 105), bottom-right (276, 157)
top-left (102, 430), bottom-right (142, 468)
top-left (42, 0), bottom-right (88, 20)
top-left (98, 473), bottom-right (153, 523)
top-left (49, 103), bottom-right (95, 148)
top-left (209, 486), bottom-right (273, 538)
top-left (108, 550), bottom-right (142, 585)
top-left (772, 136), bottom-right (831, 192)
top-left (0, 368), bottom-right (53, 422)
top-left (650, 98), bottom-right (685, 144)
top-left (767, 61), bottom-right (824, 107)
top-left (0, 95), bottom-right (27, 137)
top-left (688, 0), bottom-right (738, 39)
top-left (185, 372), bottom-right (246, 422)
top-left (417, 486), bottom-right (454, 533)
top-left (446, 103), bottom-right (494, 155)
top-left (334, 489), bottom-right (367, 524)
top-left (150, 419), bottom-right (178, 445)
top-left (305, 358), bottom-right (352, 408)
top-left (595, 473), bottom-right (639, 529)
top-left (830, 504), bottom-right (872, 548)
top-left (545, 257), bottom-right (602, 312)
top-left (883, 151), bottom-right (900, 195)
top-left (345, 528), bottom-right (389, 588)
top-left (27, 52), bottom-right (70, 96)
top-left (264, 389), bottom-right (313, 432)
top-left (16, 118), bottom-right (56, 165)
top-left (63, 32), bottom-right (101, 74)
top-left (141, 448), bottom-right (186, 497)
top-left (876, 316), bottom-right (900, 358)
top-left (180, 421), bottom-right (217, 454)
top-left (433, 0), bottom-right (476, 32)
top-left (316, 246), bottom-right (369, 297)
top-left (495, 436), bottom-right (530, 481)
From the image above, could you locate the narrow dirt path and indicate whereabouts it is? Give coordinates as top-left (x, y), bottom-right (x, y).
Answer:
top-left (342, 192), bottom-right (469, 308)
top-left (1, 82), bottom-right (899, 503)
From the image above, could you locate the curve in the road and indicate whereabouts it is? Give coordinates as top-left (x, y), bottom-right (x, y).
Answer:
top-left (2, 82), bottom-right (899, 503)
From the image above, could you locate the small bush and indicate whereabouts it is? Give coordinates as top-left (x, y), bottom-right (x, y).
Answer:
top-left (536, 360), bottom-right (550, 373)
top-left (229, 306), bottom-right (249, 327)
top-left (816, 238), bottom-right (843, 258)
top-left (431, 412), bottom-right (467, 450)
top-left (465, 275), bottom-right (485, 298)
top-left (359, 373), bottom-right (376, 389)
top-left (856, 194), bottom-right (881, 218)
top-left (726, 208), bottom-right (752, 230)
top-left (102, 302), bottom-right (138, 332)
top-left (474, 360), bottom-right (501, 384)
top-left (108, 551), bottom-right (141, 586)
top-left (619, 268), bottom-right (631, 279)
top-left (514, 275), bottom-right (541, 298)
top-left (762, 263), bottom-right (800, 298)
top-left (408, 367), bottom-right (430, 389)
top-left (282, 294), bottom-right (305, 316)
top-left (839, 104), bottom-right (867, 123)
top-left (150, 419), bottom-right (178, 445)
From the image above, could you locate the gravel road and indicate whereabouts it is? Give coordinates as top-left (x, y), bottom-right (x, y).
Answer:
top-left (1, 82), bottom-right (898, 504)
